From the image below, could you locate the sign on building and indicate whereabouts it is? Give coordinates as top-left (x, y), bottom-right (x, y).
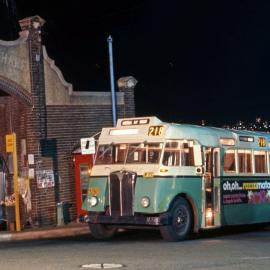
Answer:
top-left (36, 170), bottom-right (55, 189)
top-left (80, 137), bottom-right (95, 155)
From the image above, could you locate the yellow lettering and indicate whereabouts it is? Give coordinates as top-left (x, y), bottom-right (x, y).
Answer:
top-left (144, 172), bottom-right (154, 178)
top-left (148, 126), bottom-right (164, 136)
top-left (89, 187), bottom-right (100, 196)
top-left (243, 183), bottom-right (257, 190)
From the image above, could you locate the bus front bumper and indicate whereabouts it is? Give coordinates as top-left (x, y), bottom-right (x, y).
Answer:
top-left (85, 213), bottom-right (170, 226)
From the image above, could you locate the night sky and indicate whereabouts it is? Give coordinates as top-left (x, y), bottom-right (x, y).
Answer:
top-left (2, 1), bottom-right (270, 126)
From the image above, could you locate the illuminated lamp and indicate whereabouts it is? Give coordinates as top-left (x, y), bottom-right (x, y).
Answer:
top-left (239, 136), bottom-right (254, 142)
top-left (141, 196), bottom-right (150, 208)
top-left (206, 208), bottom-right (213, 226)
top-left (219, 138), bottom-right (235, 146)
top-left (89, 196), bottom-right (98, 207)
top-left (109, 129), bottom-right (139, 135)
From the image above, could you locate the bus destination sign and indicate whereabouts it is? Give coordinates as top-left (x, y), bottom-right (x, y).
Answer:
top-left (121, 118), bottom-right (150, 126)
top-left (148, 126), bottom-right (164, 136)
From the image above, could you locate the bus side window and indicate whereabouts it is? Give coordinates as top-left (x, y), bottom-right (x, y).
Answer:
top-left (148, 150), bottom-right (159, 163)
top-left (163, 151), bottom-right (180, 166)
top-left (223, 150), bottom-right (236, 173)
top-left (238, 150), bottom-right (252, 174)
top-left (254, 151), bottom-right (267, 173)
top-left (162, 140), bottom-right (194, 167)
top-left (181, 147), bottom-right (194, 166)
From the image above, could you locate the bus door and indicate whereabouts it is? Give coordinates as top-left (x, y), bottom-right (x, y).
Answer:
top-left (203, 147), bottom-right (221, 228)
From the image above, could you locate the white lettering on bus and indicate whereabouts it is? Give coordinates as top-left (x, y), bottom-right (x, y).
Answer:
top-left (223, 181), bottom-right (242, 191)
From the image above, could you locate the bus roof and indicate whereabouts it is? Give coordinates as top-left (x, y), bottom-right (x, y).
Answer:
top-left (99, 116), bottom-right (270, 149)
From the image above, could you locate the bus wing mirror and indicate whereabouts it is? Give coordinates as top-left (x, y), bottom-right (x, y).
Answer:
top-left (193, 145), bottom-right (202, 166)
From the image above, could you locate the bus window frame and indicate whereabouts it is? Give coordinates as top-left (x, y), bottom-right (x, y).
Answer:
top-left (254, 150), bottom-right (268, 174)
top-left (237, 149), bottom-right (253, 175)
top-left (162, 139), bottom-right (196, 167)
top-left (223, 148), bottom-right (237, 174)
top-left (222, 148), bottom-right (270, 176)
top-left (95, 142), bottom-right (164, 165)
top-left (267, 151), bottom-right (270, 174)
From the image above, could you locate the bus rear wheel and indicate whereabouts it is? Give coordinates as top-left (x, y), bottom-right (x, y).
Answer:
top-left (89, 224), bottom-right (117, 240)
top-left (160, 197), bottom-right (192, 241)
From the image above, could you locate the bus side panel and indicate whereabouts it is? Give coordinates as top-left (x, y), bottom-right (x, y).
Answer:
top-left (134, 176), bottom-right (202, 223)
top-left (221, 177), bottom-right (270, 225)
top-left (222, 203), bottom-right (270, 225)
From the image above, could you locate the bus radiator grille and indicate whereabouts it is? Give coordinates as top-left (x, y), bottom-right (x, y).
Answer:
top-left (109, 171), bottom-right (136, 217)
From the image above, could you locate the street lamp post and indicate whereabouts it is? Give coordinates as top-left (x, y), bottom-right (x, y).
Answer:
top-left (107, 35), bottom-right (117, 127)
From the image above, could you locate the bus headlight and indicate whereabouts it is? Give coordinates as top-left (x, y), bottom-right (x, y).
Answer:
top-left (141, 196), bottom-right (150, 208)
top-left (89, 196), bottom-right (98, 207)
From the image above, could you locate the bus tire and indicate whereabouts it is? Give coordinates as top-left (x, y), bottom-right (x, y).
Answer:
top-left (160, 197), bottom-right (192, 241)
top-left (89, 224), bottom-right (117, 240)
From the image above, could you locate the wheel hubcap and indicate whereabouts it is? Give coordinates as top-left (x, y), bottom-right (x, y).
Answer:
top-left (176, 216), bottom-right (182, 224)
top-left (173, 207), bottom-right (188, 234)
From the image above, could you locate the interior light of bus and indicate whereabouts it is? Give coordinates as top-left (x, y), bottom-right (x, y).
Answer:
top-left (219, 138), bottom-right (235, 146)
top-left (239, 136), bottom-right (254, 142)
top-left (119, 144), bottom-right (127, 149)
top-left (109, 129), bottom-right (139, 135)
top-left (206, 208), bottom-right (213, 226)
top-left (206, 208), bottom-right (213, 219)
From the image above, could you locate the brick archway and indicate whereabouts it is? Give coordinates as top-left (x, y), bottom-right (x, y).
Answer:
top-left (0, 75), bottom-right (32, 106)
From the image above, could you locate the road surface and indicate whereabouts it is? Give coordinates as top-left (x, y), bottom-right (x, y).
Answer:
top-left (0, 225), bottom-right (270, 270)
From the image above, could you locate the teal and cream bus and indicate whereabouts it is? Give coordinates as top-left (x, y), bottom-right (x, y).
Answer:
top-left (82, 116), bottom-right (270, 241)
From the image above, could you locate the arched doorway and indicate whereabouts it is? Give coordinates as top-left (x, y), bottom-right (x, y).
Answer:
top-left (0, 77), bottom-right (32, 230)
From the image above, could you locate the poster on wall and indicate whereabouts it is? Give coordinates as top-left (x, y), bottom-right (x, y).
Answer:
top-left (36, 170), bottom-right (55, 189)
top-left (222, 179), bottom-right (270, 205)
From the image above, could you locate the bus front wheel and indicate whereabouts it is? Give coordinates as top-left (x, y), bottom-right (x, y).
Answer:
top-left (89, 224), bottom-right (117, 240)
top-left (160, 197), bottom-right (192, 241)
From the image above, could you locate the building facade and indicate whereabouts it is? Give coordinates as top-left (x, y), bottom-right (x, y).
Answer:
top-left (0, 16), bottom-right (136, 227)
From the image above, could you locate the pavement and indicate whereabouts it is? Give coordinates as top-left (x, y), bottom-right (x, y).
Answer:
top-left (0, 222), bottom-right (90, 242)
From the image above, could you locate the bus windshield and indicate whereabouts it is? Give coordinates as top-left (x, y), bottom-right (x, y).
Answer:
top-left (95, 143), bottom-right (163, 165)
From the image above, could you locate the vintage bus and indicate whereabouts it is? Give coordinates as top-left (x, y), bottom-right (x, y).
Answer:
top-left (82, 116), bottom-right (270, 241)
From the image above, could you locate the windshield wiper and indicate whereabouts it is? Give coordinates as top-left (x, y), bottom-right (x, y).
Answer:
top-left (96, 143), bottom-right (114, 162)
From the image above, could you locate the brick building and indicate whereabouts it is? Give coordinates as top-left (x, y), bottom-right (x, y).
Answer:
top-left (0, 16), bottom-right (136, 227)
